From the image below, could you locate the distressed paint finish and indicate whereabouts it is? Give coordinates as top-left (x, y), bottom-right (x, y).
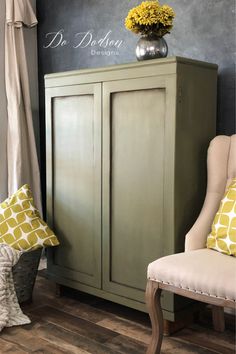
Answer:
top-left (45, 58), bottom-right (217, 321)
top-left (102, 75), bottom-right (173, 307)
top-left (46, 84), bottom-right (102, 289)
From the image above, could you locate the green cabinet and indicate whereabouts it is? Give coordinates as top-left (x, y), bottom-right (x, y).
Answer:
top-left (45, 57), bottom-right (217, 321)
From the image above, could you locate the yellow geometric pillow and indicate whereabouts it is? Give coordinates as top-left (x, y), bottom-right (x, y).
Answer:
top-left (0, 184), bottom-right (59, 252)
top-left (207, 178), bottom-right (236, 257)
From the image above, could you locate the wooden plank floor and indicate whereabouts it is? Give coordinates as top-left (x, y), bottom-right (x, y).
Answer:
top-left (1, 273), bottom-right (235, 353)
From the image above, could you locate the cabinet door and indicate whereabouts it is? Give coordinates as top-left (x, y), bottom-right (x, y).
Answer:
top-left (102, 77), bottom-right (175, 302)
top-left (46, 83), bottom-right (102, 288)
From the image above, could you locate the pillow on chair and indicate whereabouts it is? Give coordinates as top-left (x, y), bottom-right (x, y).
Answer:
top-left (0, 184), bottom-right (59, 252)
top-left (207, 178), bottom-right (236, 256)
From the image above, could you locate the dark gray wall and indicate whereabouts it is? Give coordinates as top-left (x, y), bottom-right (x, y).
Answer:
top-left (37, 0), bottom-right (235, 134)
top-left (167, 0), bottom-right (235, 135)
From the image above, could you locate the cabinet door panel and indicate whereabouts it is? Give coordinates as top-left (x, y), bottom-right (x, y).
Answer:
top-left (103, 77), bottom-right (171, 302)
top-left (46, 84), bottom-right (101, 288)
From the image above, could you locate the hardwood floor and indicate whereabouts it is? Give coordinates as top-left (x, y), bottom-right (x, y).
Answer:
top-left (1, 272), bottom-right (235, 353)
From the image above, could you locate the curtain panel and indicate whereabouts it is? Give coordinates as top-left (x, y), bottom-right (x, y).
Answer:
top-left (5, 0), bottom-right (42, 213)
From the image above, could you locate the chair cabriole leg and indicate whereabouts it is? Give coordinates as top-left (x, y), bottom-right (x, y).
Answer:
top-left (146, 280), bottom-right (163, 354)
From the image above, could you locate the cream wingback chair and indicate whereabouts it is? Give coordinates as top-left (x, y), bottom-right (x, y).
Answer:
top-left (146, 135), bottom-right (236, 354)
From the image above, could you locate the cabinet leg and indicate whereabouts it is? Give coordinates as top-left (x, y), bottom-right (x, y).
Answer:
top-left (163, 320), bottom-right (184, 336)
top-left (212, 305), bottom-right (225, 332)
top-left (55, 283), bottom-right (63, 297)
top-left (163, 310), bottom-right (195, 336)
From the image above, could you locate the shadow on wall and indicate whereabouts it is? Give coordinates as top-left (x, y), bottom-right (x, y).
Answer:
top-left (167, 0), bottom-right (235, 134)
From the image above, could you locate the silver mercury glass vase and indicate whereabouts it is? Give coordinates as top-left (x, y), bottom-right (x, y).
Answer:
top-left (136, 34), bottom-right (168, 61)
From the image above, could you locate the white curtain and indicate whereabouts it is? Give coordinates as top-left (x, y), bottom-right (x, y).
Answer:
top-left (5, 0), bottom-right (42, 214)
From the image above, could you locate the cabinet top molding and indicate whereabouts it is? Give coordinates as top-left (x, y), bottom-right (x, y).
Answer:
top-left (45, 56), bottom-right (218, 88)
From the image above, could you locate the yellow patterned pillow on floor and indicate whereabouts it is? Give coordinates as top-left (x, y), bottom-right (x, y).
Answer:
top-left (207, 178), bottom-right (236, 256)
top-left (0, 184), bottom-right (59, 252)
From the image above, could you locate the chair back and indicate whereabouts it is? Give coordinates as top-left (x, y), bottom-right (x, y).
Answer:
top-left (207, 134), bottom-right (236, 197)
top-left (185, 134), bottom-right (236, 251)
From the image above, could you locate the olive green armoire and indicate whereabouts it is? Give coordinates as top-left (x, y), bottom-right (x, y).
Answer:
top-left (45, 57), bottom-right (217, 321)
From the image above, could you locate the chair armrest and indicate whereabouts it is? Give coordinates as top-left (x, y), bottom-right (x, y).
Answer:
top-left (185, 191), bottom-right (222, 251)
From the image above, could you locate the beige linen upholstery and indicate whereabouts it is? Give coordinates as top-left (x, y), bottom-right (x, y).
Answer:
top-left (148, 249), bottom-right (236, 302)
top-left (185, 135), bottom-right (236, 251)
top-left (146, 135), bottom-right (236, 354)
top-left (148, 135), bottom-right (236, 301)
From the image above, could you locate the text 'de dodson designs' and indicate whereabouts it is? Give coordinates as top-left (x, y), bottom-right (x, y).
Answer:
top-left (43, 29), bottom-right (123, 55)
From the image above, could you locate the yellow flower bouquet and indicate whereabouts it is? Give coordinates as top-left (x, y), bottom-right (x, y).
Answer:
top-left (125, 0), bottom-right (175, 38)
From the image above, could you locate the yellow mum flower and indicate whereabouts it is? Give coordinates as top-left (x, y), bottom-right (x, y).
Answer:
top-left (125, 0), bottom-right (175, 37)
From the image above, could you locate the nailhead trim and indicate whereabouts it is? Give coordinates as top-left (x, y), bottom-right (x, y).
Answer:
top-left (147, 277), bottom-right (236, 302)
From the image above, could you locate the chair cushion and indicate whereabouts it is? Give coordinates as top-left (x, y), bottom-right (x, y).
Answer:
top-left (207, 178), bottom-right (236, 256)
top-left (148, 249), bottom-right (236, 302)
